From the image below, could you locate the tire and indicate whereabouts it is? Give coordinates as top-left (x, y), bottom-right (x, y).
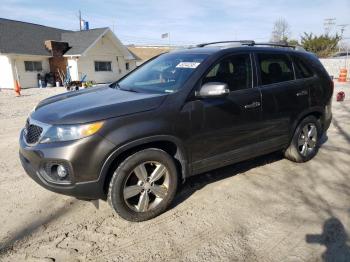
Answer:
top-left (284, 116), bottom-right (321, 163)
top-left (108, 148), bottom-right (178, 222)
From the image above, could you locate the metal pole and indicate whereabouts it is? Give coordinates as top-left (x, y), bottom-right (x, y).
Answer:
top-left (14, 60), bottom-right (19, 82)
top-left (79, 10), bottom-right (82, 31)
top-left (168, 33), bottom-right (171, 50)
top-left (346, 45), bottom-right (349, 72)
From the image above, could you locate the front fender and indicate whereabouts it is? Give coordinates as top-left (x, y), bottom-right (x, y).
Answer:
top-left (98, 135), bottom-right (190, 188)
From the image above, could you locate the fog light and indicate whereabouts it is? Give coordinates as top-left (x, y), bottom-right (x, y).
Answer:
top-left (57, 165), bottom-right (68, 178)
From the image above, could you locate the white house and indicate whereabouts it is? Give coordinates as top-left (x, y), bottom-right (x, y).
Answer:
top-left (0, 18), bottom-right (139, 89)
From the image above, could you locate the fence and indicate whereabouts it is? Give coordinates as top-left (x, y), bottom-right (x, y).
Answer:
top-left (320, 58), bottom-right (349, 79)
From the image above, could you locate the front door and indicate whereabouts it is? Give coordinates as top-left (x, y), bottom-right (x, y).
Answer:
top-left (189, 53), bottom-right (263, 174)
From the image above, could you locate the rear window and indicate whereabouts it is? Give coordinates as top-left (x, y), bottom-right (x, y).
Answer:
top-left (257, 53), bottom-right (294, 85)
top-left (293, 56), bottom-right (314, 79)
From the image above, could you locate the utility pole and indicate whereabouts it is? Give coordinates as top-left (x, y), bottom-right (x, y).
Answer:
top-left (338, 24), bottom-right (349, 37)
top-left (337, 24), bottom-right (349, 52)
top-left (79, 10), bottom-right (82, 31)
top-left (324, 18), bottom-right (336, 35)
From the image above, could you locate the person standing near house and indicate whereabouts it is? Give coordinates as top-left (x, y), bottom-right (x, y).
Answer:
top-left (37, 73), bottom-right (43, 88)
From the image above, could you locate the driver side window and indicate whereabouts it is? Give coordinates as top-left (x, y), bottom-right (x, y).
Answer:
top-left (203, 54), bottom-right (252, 91)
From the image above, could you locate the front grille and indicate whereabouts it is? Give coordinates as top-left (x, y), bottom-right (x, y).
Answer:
top-left (24, 120), bottom-right (43, 144)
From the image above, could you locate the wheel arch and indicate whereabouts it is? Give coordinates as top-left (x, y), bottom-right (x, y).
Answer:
top-left (99, 135), bottom-right (190, 197)
top-left (290, 107), bottom-right (324, 141)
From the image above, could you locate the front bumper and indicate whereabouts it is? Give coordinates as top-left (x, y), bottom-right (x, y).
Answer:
top-left (19, 129), bottom-right (115, 200)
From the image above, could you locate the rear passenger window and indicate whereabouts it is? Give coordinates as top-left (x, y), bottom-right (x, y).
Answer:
top-left (293, 57), bottom-right (313, 79)
top-left (203, 54), bottom-right (252, 91)
top-left (258, 53), bottom-right (294, 85)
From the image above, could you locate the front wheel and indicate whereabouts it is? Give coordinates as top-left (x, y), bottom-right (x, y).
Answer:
top-left (284, 116), bottom-right (321, 163)
top-left (108, 148), bottom-right (178, 222)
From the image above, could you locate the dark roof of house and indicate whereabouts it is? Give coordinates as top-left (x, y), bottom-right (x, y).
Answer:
top-left (0, 18), bottom-right (69, 55)
top-left (61, 27), bottom-right (108, 55)
top-left (0, 18), bottom-right (121, 57)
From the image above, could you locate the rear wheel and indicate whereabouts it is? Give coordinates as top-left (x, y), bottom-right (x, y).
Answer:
top-left (284, 116), bottom-right (321, 162)
top-left (108, 148), bottom-right (178, 222)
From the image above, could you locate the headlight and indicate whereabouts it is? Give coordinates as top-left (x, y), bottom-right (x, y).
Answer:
top-left (40, 121), bottom-right (104, 143)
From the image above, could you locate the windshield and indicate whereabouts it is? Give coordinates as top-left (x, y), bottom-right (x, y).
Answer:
top-left (118, 52), bottom-right (208, 94)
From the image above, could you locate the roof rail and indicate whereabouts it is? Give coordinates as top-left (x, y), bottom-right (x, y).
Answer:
top-left (247, 42), bottom-right (293, 48)
top-left (196, 40), bottom-right (255, 47)
top-left (250, 42), bottom-right (306, 51)
top-left (196, 40), bottom-right (306, 52)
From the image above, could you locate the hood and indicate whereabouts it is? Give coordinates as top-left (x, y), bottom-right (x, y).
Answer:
top-left (31, 85), bottom-right (167, 125)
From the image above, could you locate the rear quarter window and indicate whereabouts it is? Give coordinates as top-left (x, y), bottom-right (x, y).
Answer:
top-left (257, 53), bottom-right (294, 85)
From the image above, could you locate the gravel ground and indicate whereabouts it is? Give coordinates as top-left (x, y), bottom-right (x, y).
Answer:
top-left (0, 84), bottom-right (349, 262)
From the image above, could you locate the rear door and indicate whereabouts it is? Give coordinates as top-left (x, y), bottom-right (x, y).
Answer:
top-left (256, 52), bottom-right (309, 146)
top-left (189, 53), bottom-right (263, 173)
top-left (292, 55), bottom-right (321, 105)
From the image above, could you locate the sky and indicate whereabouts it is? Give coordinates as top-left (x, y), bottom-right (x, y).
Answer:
top-left (1, 0), bottom-right (349, 46)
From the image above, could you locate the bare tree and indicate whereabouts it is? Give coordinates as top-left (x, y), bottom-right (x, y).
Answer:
top-left (270, 18), bottom-right (291, 42)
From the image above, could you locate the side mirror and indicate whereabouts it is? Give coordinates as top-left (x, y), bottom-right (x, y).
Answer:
top-left (196, 82), bottom-right (230, 98)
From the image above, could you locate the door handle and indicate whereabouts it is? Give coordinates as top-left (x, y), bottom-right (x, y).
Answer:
top-left (244, 101), bottom-right (261, 109)
top-left (296, 90), bottom-right (308, 96)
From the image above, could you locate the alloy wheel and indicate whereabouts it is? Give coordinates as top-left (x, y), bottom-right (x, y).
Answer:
top-left (298, 123), bottom-right (318, 157)
top-left (123, 161), bottom-right (170, 212)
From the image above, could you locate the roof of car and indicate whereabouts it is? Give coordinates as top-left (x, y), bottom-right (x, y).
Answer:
top-left (170, 46), bottom-right (306, 56)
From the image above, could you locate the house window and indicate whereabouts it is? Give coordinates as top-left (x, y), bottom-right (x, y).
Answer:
top-left (24, 61), bottom-right (43, 72)
top-left (125, 62), bottom-right (130, 70)
top-left (95, 61), bottom-right (112, 72)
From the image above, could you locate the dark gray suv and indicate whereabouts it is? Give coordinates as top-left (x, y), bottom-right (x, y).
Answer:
top-left (19, 41), bottom-right (333, 221)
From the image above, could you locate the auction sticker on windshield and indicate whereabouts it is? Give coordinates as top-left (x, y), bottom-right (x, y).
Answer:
top-left (176, 62), bottom-right (201, 68)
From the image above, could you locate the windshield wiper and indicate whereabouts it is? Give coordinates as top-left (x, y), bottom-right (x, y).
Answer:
top-left (111, 82), bottom-right (138, 92)
top-left (109, 82), bottom-right (120, 89)
top-left (119, 87), bottom-right (139, 93)
top-left (111, 82), bottom-right (139, 93)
